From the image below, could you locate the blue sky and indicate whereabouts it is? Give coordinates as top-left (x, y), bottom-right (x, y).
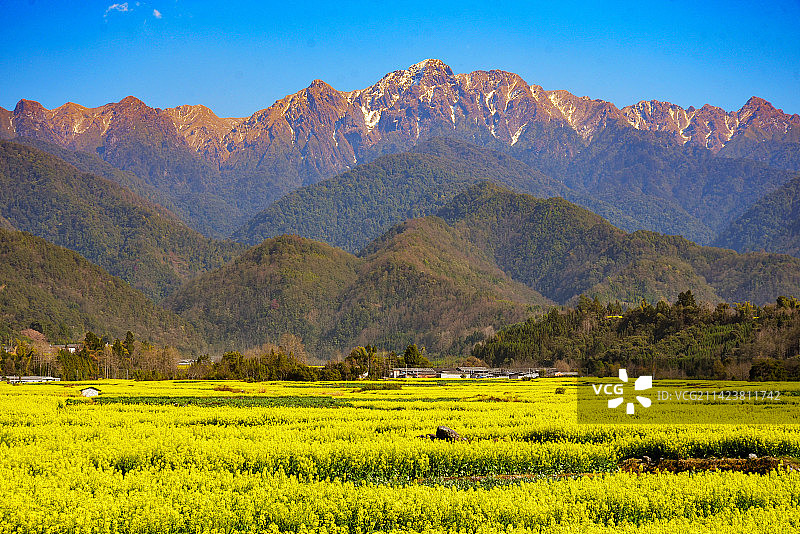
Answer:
top-left (3, 0), bottom-right (799, 118)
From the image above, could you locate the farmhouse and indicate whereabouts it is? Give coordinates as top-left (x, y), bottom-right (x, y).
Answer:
top-left (507, 370), bottom-right (540, 379)
top-left (389, 367), bottom-right (437, 378)
top-left (438, 370), bottom-right (465, 379)
top-left (390, 367), bottom-right (543, 379)
top-left (4, 376), bottom-right (61, 384)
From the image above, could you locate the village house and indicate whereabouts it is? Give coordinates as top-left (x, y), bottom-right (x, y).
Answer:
top-left (389, 367), bottom-right (437, 378)
top-left (438, 370), bottom-right (465, 379)
top-left (390, 367), bottom-right (543, 380)
top-left (4, 376), bottom-right (61, 384)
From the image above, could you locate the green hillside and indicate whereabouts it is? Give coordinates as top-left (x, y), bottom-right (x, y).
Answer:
top-left (166, 235), bottom-right (362, 355)
top-left (713, 175), bottom-right (800, 257)
top-left (170, 183), bottom-right (800, 360)
top-left (333, 216), bottom-right (547, 353)
top-left (0, 228), bottom-right (201, 351)
top-left (439, 182), bottom-right (800, 306)
top-left (167, 228), bottom-right (547, 358)
top-left (0, 141), bottom-right (243, 301)
top-left (233, 138), bottom-right (568, 252)
top-left (549, 125), bottom-right (798, 244)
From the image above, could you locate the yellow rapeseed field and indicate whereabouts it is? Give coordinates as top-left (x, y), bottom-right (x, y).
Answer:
top-left (1, 379), bottom-right (798, 533)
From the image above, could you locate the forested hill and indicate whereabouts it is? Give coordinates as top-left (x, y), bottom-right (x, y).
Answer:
top-left (232, 138), bottom-right (569, 252)
top-left (0, 228), bottom-right (202, 351)
top-left (166, 226), bottom-right (547, 358)
top-left (11, 137), bottom-right (183, 217)
top-left (713, 174), bottom-right (800, 258)
top-left (166, 236), bottom-right (363, 356)
top-left (438, 182), bottom-right (800, 306)
top-left (473, 291), bottom-right (800, 381)
top-left (169, 183), bottom-right (800, 359)
top-left (0, 141), bottom-right (244, 301)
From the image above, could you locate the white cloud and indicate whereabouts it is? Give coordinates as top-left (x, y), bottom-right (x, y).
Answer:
top-left (104, 3), bottom-right (130, 16)
top-left (153, 9), bottom-right (162, 18)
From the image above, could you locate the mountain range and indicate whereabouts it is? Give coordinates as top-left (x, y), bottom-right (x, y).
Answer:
top-left (2, 58), bottom-right (800, 359)
top-left (3, 59), bottom-right (798, 247)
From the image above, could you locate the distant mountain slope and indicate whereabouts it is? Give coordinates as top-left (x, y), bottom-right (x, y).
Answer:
top-left (233, 138), bottom-right (568, 251)
top-left (554, 125), bottom-right (798, 244)
top-left (720, 138), bottom-right (800, 173)
top-left (0, 228), bottom-right (201, 350)
top-left (439, 183), bottom-right (800, 306)
top-left (170, 183), bottom-right (800, 359)
top-left (0, 141), bottom-right (243, 301)
top-left (5, 60), bottom-right (798, 240)
top-left (236, 132), bottom-right (794, 251)
top-left (713, 175), bottom-right (800, 257)
top-left (166, 228), bottom-right (547, 357)
top-left (10, 137), bottom-right (182, 215)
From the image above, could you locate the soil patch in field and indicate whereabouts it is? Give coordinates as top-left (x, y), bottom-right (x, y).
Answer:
top-left (620, 456), bottom-right (800, 475)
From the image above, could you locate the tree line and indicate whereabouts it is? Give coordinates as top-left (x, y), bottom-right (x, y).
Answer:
top-left (1, 330), bottom-right (179, 380)
top-left (472, 292), bottom-right (800, 380)
top-left (5, 292), bottom-right (800, 382)
top-left (189, 343), bottom-right (430, 381)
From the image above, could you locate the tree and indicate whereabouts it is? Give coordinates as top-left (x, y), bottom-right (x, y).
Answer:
top-left (124, 331), bottom-right (136, 357)
top-left (346, 345), bottom-right (381, 377)
top-left (676, 290), bottom-right (697, 309)
top-left (776, 296), bottom-right (800, 310)
top-left (84, 331), bottom-right (103, 352)
top-left (402, 344), bottom-right (429, 367)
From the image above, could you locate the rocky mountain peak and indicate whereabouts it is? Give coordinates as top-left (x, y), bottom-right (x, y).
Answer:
top-left (308, 79), bottom-right (335, 90)
top-left (410, 58), bottom-right (452, 72)
top-left (743, 96), bottom-right (773, 109)
top-left (4, 61), bottom-right (798, 192)
top-left (119, 95), bottom-right (146, 105)
top-left (14, 99), bottom-right (47, 116)
top-left (622, 100), bottom-right (692, 132)
top-left (618, 96), bottom-right (799, 152)
top-left (547, 90), bottom-right (626, 139)
top-left (115, 96), bottom-right (151, 114)
top-left (165, 105), bottom-right (244, 160)
top-left (302, 79), bottom-right (344, 106)
top-left (738, 96), bottom-right (798, 122)
top-left (407, 58), bottom-right (455, 81)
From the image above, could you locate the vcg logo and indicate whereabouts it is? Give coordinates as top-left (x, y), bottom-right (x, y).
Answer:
top-left (591, 369), bottom-right (652, 415)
